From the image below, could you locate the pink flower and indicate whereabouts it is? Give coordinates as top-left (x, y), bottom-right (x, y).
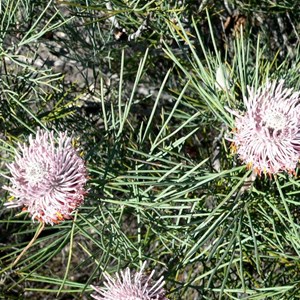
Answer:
top-left (3, 129), bottom-right (87, 225)
top-left (227, 80), bottom-right (300, 175)
top-left (91, 261), bottom-right (168, 300)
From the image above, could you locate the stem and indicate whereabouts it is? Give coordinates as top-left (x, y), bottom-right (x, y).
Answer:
top-left (11, 221), bottom-right (45, 267)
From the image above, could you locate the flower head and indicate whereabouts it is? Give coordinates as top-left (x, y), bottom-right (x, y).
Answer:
top-left (228, 80), bottom-right (300, 175)
top-left (91, 261), bottom-right (168, 300)
top-left (3, 129), bottom-right (87, 225)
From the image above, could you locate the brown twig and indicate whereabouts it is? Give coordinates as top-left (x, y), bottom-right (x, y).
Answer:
top-left (11, 221), bottom-right (45, 267)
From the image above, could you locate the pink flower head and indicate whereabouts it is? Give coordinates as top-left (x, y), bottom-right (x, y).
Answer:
top-left (91, 261), bottom-right (168, 300)
top-left (228, 80), bottom-right (300, 175)
top-left (3, 129), bottom-right (87, 225)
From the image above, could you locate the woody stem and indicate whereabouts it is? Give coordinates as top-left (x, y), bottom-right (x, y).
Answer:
top-left (11, 221), bottom-right (45, 267)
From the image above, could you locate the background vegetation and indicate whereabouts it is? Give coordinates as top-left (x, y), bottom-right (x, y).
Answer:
top-left (1, 0), bottom-right (300, 299)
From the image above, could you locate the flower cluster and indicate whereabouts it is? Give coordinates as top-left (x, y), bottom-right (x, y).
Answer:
top-left (228, 80), bottom-right (300, 175)
top-left (91, 261), bottom-right (168, 300)
top-left (3, 129), bottom-right (87, 225)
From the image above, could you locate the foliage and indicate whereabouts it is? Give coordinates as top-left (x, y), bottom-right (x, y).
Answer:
top-left (1, 0), bottom-right (300, 299)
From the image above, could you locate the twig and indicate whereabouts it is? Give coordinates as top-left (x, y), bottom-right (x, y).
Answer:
top-left (272, 0), bottom-right (294, 57)
top-left (286, 12), bottom-right (300, 44)
top-left (127, 17), bottom-right (149, 41)
top-left (106, 1), bottom-right (150, 41)
top-left (211, 124), bottom-right (227, 172)
top-left (234, 170), bottom-right (257, 201)
top-left (199, 0), bottom-right (209, 12)
top-left (239, 170), bottom-right (257, 196)
top-left (105, 2), bottom-right (121, 29)
top-left (276, 13), bottom-right (294, 57)
top-left (223, 0), bottom-right (233, 15)
top-left (11, 222), bottom-right (45, 267)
